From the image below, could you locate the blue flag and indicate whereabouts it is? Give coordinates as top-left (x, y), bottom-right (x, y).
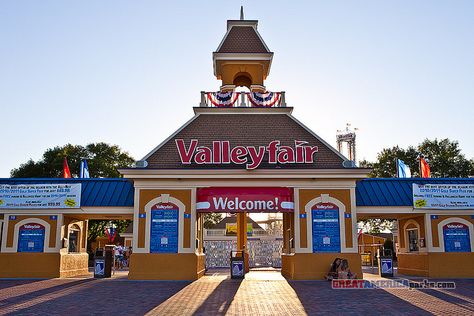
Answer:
top-left (397, 159), bottom-right (411, 178)
top-left (80, 159), bottom-right (90, 178)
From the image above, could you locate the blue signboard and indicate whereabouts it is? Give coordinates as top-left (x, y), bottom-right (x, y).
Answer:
top-left (312, 203), bottom-right (341, 253)
top-left (17, 223), bottom-right (45, 253)
top-left (443, 223), bottom-right (471, 252)
top-left (380, 258), bottom-right (393, 274)
top-left (94, 259), bottom-right (105, 276)
top-left (150, 204), bottom-right (179, 253)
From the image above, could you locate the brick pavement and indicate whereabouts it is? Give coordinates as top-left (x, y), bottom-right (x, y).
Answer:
top-left (0, 271), bottom-right (473, 315)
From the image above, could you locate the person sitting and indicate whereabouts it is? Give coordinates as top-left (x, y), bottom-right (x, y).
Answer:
top-left (325, 257), bottom-right (342, 280)
top-left (337, 259), bottom-right (357, 279)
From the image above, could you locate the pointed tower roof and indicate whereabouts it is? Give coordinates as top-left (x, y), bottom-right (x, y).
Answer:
top-left (213, 9), bottom-right (274, 90)
top-left (215, 20), bottom-right (272, 54)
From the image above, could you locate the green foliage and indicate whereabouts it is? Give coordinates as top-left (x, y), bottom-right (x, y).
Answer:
top-left (203, 213), bottom-right (223, 229)
top-left (11, 142), bottom-right (135, 178)
top-left (360, 219), bottom-right (395, 234)
top-left (362, 138), bottom-right (473, 178)
top-left (88, 220), bottom-right (131, 244)
top-left (10, 143), bottom-right (135, 247)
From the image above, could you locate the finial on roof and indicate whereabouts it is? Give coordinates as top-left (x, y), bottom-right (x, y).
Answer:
top-left (240, 6), bottom-right (244, 20)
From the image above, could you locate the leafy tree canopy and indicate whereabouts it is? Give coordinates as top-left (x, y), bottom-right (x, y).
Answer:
top-left (11, 142), bottom-right (135, 178)
top-left (10, 143), bottom-right (135, 247)
top-left (203, 213), bottom-right (223, 229)
top-left (359, 138), bottom-right (473, 178)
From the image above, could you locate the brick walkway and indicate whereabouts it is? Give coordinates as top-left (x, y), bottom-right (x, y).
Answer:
top-left (0, 271), bottom-right (473, 315)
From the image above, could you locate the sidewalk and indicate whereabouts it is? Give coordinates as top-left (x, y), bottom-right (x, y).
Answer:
top-left (0, 269), bottom-right (473, 315)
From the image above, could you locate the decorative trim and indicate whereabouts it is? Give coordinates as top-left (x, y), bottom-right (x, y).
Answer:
top-left (120, 168), bottom-right (370, 179)
top-left (133, 188), bottom-right (142, 253)
top-left (143, 194), bottom-right (193, 254)
top-left (400, 219), bottom-right (427, 253)
top-left (3, 218), bottom-right (54, 253)
top-left (288, 114), bottom-right (351, 164)
top-left (140, 114), bottom-right (201, 161)
top-left (304, 195), bottom-right (357, 254)
top-left (0, 207), bottom-right (133, 215)
top-left (434, 217), bottom-right (474, 253)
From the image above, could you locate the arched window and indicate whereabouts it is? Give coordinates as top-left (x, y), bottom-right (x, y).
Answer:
top-left (443, 222), bottom-right (471, 252)
top-left (17, 223), bottom-right (46, 253)
top-left (233, 72), bottom-right (252, 88)
top-left (68, 224), bottom-right (81, 253)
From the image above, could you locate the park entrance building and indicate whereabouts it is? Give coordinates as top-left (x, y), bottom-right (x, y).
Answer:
top-left (1, 13), bottom-right (473, 280)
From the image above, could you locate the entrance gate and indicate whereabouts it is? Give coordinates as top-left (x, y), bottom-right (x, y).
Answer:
top-left (197, 187), bottom-right (294, 272)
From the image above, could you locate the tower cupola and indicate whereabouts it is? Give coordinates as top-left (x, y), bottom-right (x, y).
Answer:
top-left (213, 7), bottom-right (273, 92)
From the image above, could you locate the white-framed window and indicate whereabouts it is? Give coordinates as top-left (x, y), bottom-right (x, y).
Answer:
top-left (68, 224), bottom-right (81, 253)
top-left (407, 228), bottom-right (419, 252)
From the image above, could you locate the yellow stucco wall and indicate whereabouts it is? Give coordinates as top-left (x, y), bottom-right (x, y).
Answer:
top-left (6, 215), bottom-right (58, 249)
top-left (299, 189), bottom-right (354, 249)
top-left (282, 253), bottom-right (362, 280)
top-left (138, 189), bottom-right (192, 250)
top-left (430, 215), bottom-right (474, 248)
top-left (398, 252), bottom-right (474, 278)
top-left (0, 253), bottom-right (88, 278)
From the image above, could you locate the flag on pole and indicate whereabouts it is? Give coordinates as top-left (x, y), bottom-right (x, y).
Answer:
top-left (80, 159), bottom-right (90, 178)
top-left (105, 226), bottom-right (117, 242)
top-left (420, 157), bottom-right (431, 178)
top-left (396, 159), bottom-right (411, 178)
top-left (63, 157), bottom-right (71, 178)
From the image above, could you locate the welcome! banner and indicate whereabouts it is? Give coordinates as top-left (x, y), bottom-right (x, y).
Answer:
top-left (196, 187), bottom-right (294, 213)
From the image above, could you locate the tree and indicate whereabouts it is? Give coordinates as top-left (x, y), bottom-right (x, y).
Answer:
top-left (359, 219), bottom-right (396, 234)
top-left (11, 142), bottom-right (135, 178)
top-left (87, 220), bottom-right (131, 245)
top-left (418, 139), bottom-right (472, 178)
top-left (361, 138), bottom-right (473, 178)
top-left (359, 138), bottom-right (473, 233)
top-left (10, 143), bottom-right (135, 246)
top-left (203, 213), bottom-right (223, 229)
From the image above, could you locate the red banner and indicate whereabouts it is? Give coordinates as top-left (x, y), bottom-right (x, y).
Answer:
top-left (196, 187), bottom-right (294, 213)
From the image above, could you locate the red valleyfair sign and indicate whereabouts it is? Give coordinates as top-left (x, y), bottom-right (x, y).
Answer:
top-left (175, 139), bottom-right (318, 169)
top-left (196, 187), bottom-right (294, 213)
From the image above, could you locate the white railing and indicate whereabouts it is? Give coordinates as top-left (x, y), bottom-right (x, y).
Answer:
top-left (200, 91), bottom-right (287, 108)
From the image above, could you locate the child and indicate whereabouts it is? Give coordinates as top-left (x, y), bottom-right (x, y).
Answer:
top-left (338, 259), bottom-right (357, 279)
top-left (325, 257), bottom-right (342, 281)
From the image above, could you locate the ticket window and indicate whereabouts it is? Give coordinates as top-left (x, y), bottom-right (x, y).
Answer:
top-left (68, 225), bottom-right (81, 253)
top-left (407, 229), bottom-right (419, 252)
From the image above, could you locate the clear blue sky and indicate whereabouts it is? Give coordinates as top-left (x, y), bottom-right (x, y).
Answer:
top-left (1, 1), bottom-right (473, 177)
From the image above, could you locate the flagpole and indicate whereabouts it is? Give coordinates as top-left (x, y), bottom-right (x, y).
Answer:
top-left (419, 155), bottom-right (422, 178)
top-left (395, 158), bottom-right (399, 178)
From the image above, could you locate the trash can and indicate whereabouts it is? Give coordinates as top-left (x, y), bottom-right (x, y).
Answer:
top-left (104, 245), bottom-right (114, 277)
top-left (230, 250), bottom-right (245, 279)
top-left (377, 249), bottom-right (394, 278)
top-left (94, 246), bottom-right (113, 278)
top-left (94, 248), bottom-right (106, 278)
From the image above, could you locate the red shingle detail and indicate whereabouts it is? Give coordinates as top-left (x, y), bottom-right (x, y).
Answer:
top-left (217, 26), bottom-right (269, 53)
top-left (145, 113), bottom-right (346, 169)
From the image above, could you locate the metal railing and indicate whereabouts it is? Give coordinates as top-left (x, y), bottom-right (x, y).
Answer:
top-left (199, 91), bottom-right (287, 108)
top-left (204, 228), bottom-right (269, 237)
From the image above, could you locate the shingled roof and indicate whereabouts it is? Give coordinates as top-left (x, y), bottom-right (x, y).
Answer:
top-left (215, 20), bottom-right (271, 54)
top-left (142, 110), bottom-right (349, 170)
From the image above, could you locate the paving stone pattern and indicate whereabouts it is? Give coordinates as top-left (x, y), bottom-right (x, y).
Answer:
top-left (0, 271), bottom-right (473, 315)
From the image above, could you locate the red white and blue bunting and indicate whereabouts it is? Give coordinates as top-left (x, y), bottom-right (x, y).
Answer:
top-left (247, 91), bottom-right (281, 107)
top-left (206, 91), bottom-right (239, 107)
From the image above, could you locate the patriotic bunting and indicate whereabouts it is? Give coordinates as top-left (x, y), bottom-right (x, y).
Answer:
top-left (247, 91), bottom-right (281, 107)
top-left (206, 91), bottom-right (239, 107)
